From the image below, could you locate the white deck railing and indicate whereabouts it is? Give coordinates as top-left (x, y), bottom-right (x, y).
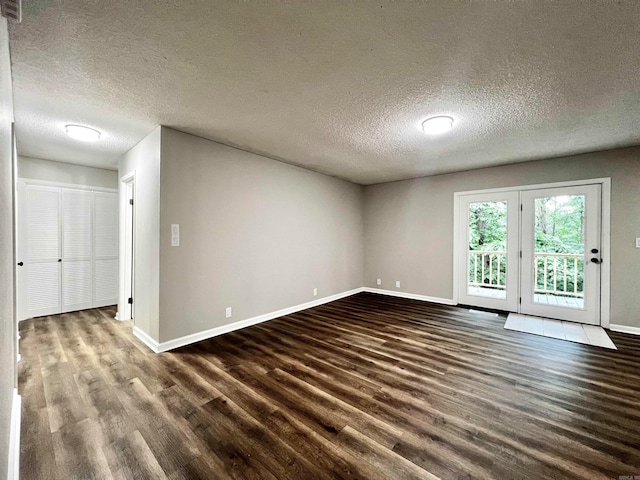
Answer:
top-left (468, 251), bottom-right (506, 291)
top-left (468, 251), bottom-right (584, 298)
top-left (534, 252), bottom-right (583, 298)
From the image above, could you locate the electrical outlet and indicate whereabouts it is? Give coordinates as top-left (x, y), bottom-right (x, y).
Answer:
top-left (395, 281), bottom-right (401, 288)
top-left (225, 307), bottom-right (232, 318)
top-left (376, 278), bottom-right (381, 285)
top-left (636, 237), bottom-right (640, 248)
top-left (313, 288), bottom-right (318, 297)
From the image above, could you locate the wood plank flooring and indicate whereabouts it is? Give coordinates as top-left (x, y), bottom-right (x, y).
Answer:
top-left (18, 292), bottom-right (640, 479)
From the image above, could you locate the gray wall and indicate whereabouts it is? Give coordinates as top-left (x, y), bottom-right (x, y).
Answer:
top-left (364, 147), bottom-right (640, 328)
top-left (121, 125), bottom-right (639, 344)
top-left (18, 156), bottom-right (118, 188)
top-left (159, 128), bottom-right (364, 342)
top-left (0, 18), bottom-right (15, 480)
top-left (118, 127), bottom-right (161, 341)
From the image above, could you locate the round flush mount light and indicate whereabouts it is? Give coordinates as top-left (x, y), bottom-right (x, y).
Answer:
top-left (421, 116), bottom-right (454, 135)
top-left (64, 124), bottom-right (101, 142)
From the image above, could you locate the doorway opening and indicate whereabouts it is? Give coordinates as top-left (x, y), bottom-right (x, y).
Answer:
top-left (454, 179), bottom-right (610, 327)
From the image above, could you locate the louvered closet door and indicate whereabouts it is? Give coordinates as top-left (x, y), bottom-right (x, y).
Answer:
top-left (93, 192), bottom-right (119, 307)
top-left (61, 189), bottom-right (93, 312)
top-left (24, 186), bottom-right (61, 318)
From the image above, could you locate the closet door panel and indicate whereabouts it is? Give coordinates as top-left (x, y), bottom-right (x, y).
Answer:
top-left (94, 193), bottom-right (118, 258)
top-left (63, 190), bottom-right (92, 259)
top-left (23, 185), bottom-right (61, 319)
top-left (95, 258), bottom-right (119, 304)
top-left (27, 188), bottom-right (60, 261)
top-left (27, 263), bottom-right (60, 313)
top-left (63, 261), bottom-right (93, 308)
top-left (94, 192), bottom-right (119, 307)
top-left (61, 189), bottom-right (93, 312)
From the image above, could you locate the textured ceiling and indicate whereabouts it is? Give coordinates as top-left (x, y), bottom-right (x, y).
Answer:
top-left (8, 1), bottom-right (640, 184)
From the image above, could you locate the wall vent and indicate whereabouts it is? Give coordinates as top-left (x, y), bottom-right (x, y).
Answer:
top-left (1, 0), bottom-right (21, 23)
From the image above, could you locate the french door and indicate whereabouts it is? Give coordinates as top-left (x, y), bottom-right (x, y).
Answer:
top-left (457, 183), bottom-right (603, 325)
top-left (520, 185), bottom-right (601, 324)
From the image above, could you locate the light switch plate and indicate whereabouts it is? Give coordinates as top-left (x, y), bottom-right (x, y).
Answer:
top-left (636, 237), bottom-right (640, 248)
top-left (171, 224), bottom-right (180, 247)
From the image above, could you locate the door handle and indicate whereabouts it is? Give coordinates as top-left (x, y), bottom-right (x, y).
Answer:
top-left (590, 257), bottom-right (602, 264)
top-left (590, 248), bottom-right (599, 254)
top-left (17, 262), bottom-right (23, 266)
top-left (58, 259), bottom-right (62, 262)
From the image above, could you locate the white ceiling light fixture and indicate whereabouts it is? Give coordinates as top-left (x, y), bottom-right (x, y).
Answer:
top-left (64, 124), bottom-right (101, 142)
top-left (422, 116), bottom-right (454, 135)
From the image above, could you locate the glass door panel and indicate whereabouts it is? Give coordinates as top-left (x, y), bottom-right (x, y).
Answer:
top-left (467, 201), bottom-right (508, 300)
top-left (457, 192), bottom-right (519, 312)
top-left (521, 185), bottom-right (601, 324)
top-left (533, 194), bottom-right (585, 309)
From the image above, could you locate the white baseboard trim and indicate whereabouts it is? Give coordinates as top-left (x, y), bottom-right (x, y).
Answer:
top-left (136, 286), bottom-right (456, 354)
top-left (609, 324), bottom-right (640, 336)
top-left (156, 287), bottom-right (366, 352)
top-left (362, 287), bottom-right (455, 305)
top-left (8, 388), bottom-right (21, 480)
top-left (133, 326), bottom-right (161, 353)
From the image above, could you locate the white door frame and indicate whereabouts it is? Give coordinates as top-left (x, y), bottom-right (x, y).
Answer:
top-left (453, 177), bottom-right (611, 328)
top-left (11, 123), bottom-right (18, 363)
top-left (118, 171), bottom-right (135, 322)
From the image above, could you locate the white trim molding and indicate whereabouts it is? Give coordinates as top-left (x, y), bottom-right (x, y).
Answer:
top-left (599, 178), bottom-right (612, 329)
top-left (134, 287), bottom-right (458, 354)
top-left (137, 287), bottom-right (366, 353)
top-left (363, 287), bottom-right (455, 305)
top-left (453, 177), bottom-right (613, 196)
top-left (119, 171), bottom-right (136, 183)
top-left (118, 171), bottom-right (136, 324)
top-left (8, 388), bottom-right (21, 480)
top-left (609, 324), bottom-right (640, 336)
top-left (18, 177), bottom-right (117, 193)
top-left (133, 326), bottom-right (161, 353)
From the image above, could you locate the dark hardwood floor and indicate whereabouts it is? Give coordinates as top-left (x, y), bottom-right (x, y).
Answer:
top-left (18, 292), bottom-right (640, 479)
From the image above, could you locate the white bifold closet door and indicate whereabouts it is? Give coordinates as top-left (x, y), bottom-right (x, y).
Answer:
top-left (24, 186), bottom-right (62, 318)
top-left (93, 193), bottom-right (119, 307)
top-left (62, 190), bottom-right (93, 312)
top-left (19, 183), bottom-right (119, 320)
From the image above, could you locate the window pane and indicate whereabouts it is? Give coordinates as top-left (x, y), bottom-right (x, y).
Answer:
top-left (532, 195), bottom-right (585, 309)
top-left (467, 201), bottom-right (507, 299)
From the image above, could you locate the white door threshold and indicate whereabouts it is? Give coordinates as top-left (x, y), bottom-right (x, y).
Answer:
top-left (505, 313), bottom-right (616, 350)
